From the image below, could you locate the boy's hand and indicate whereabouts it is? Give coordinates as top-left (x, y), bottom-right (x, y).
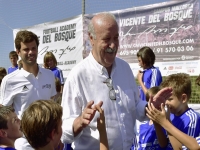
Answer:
top-left (146, 102), bottom-right (168, 126)
top-left (95, 104), bottom-right (106, 132)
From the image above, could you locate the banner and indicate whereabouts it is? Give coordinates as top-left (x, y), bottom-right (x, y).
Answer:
top-left (13, 15), bottom-right (84, 78)
top-left (83, 0), bottom-right (200, 76)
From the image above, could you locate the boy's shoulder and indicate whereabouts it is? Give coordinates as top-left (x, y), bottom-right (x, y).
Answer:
top-left (171, 108), bottom-right (200, 135)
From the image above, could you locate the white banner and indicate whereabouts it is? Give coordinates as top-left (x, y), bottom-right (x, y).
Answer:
top-left (83, 0), bottom-right (200, 77)
top-left (13, 15), bottom-right (84, 78)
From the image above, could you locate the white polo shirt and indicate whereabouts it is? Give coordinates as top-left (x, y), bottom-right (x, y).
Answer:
top-left (1, 66), bottom-right (57, 119)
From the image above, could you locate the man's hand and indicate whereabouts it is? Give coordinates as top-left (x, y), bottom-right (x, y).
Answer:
top-left (73, 100), bottom-right (103, 137)
top-left (80, 101), bottom-right (103, 128)
top-left (95, 102), bottom-right (105, 132)
top-left (149, 87), bottom-right (172, 109)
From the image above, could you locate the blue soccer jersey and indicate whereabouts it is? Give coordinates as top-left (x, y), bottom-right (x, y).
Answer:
top-left (8, 65), bottom-right (18, 74)
top-left (139, 66), bottom-right (162, 101)
top-left (50, 67), bottom-right (64, 84)
top-left (131, 121), bottom-right (172, 150)
top-left (171, 108), bottom-right (200, 138)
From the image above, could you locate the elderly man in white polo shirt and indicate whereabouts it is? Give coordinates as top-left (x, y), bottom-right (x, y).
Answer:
top-left (0, 30), bottom-right (57, 150)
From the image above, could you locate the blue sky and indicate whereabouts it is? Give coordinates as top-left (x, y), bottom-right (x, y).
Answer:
top-left (0, 0), bottom-right (167, 70)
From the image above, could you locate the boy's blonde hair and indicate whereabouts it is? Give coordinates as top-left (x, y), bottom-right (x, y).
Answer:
top-left (21, 100), bottom-right (62, 149)
top-left (160, 73), bottom-right (191, 99)
top-left (0, 106), bottom-right (15, 129)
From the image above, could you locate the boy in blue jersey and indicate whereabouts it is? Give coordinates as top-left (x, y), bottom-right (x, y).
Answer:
top-left (131, 86), bottom-right (172, 150)
top-left (147, 73), bottom-right (200, 149)
top-left (146, 102), bottom-right (200, 150)
top-left (137, 46), bottom-right (162, 101)
top-left (0, 105), bottom-right (23, 150)
top-left (7, 51), bottom-right (18, 74)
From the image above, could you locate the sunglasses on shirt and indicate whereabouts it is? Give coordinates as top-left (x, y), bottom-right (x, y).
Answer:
top-left (103, 78), bottom-right (116, 100)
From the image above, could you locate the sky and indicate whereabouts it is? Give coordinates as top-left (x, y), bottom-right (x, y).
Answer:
top-left (0, 0), bottom-right (167, 70)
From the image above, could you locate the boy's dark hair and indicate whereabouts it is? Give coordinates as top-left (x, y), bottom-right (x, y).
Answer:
top-left (21, 100), bottom-right (62, 149)
top-left (0, 106), bottom-right (15, 129)
top-left (160, 73), bottom-right (191, 99)
top-left (43, 52), bottom-right (57, 68)
top-left (15, 30), bottom-right (39, 51)
top-left (0, 67), bottom-right (7, 85)
top-left (9, 51), bottom-right (18, 59)
top-left (146, 86), bottom-right (160, 102)
top-left (137, 46), bottom-right (155, 67)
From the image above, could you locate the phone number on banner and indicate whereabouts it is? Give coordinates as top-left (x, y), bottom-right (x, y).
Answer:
top-left (119, 46), bottom-right (194, 55)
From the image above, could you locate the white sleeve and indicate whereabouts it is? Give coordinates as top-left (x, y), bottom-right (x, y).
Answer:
top-left (61, 76), bottom-right (83, 143)
top-left (0, 77), bottom-right (14, 106)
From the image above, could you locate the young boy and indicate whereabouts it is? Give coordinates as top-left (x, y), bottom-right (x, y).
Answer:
top-left (137, 46), bottom-right (162, 101)
top-left (146, 102), bottom-right (200, 150)
top-left (0, 105), bottom-right (23, 150)
top-left (21, 100), bottom-right (63, 150)
top-left (148, 73), bottom-right (200, 149)
top-left (21, 100), bottom-right (109, 150)
top-left (7, 51), bottom-right (18, 74)
top-left (131, 86), bottom-right (171, 149)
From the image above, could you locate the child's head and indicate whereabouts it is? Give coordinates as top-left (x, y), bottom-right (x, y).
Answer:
top-left (9, 51), bottom-right (18, 66)
top-left (137, 46), bottom-right (155, 69)
top-left (146, 86), bottom-right (160, 102)
top-left (0, 67), bottom-right (7, 86)
top-left (160, 73), bottom-right (191, 115)
top-left (43, 52), bottom-right (57, 69)
top-left (0, 106), bottom-right (22, 142)
top-left (21, 100), bottom-right (62, 149)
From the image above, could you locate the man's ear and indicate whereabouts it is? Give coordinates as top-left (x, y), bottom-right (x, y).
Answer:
top-left (0, 129), bottom-right (7, 138)
top-left (16, 49), bottom-right (20, 55)
top-left (181, 93), bottom-right (188, 103)
top-left (88, 33), bottom-right (94, 46)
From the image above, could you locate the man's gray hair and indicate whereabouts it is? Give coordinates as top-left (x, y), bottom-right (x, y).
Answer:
top-left (88, 12), bottom-right (117, 39)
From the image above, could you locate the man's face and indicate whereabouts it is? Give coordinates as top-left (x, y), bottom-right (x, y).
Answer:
top-left (90, 18), bottom-right (119, 69)
top-left (5, 112), bottom-right (23, 140)
top-left (10, 56), bottom-right (18, 66)
top-left (17, 40), bottom-right (38, 66)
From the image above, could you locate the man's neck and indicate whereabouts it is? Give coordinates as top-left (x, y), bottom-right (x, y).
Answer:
top-left (23, 63), bottom-right (39, 77)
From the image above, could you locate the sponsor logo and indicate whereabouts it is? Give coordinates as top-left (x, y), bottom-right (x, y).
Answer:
top-left (174, 66), bottom-right (182, 69)
top-left (22, 85), bottom-right (29, 91)
top-left (168, 66), bottom-right (174, 70)
top-left (42, 84), bottom-right (51, 89)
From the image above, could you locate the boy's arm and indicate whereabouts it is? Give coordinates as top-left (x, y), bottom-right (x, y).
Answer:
top-left (153, 122), bottom-right (168, 148)
top-left (146, 103), bottom-right (200, 150)
top-left (96, 104), bottom-right (109, 150)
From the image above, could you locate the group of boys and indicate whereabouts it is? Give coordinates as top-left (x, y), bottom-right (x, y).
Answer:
top-left (1, 11), bottom-right (200, 150)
